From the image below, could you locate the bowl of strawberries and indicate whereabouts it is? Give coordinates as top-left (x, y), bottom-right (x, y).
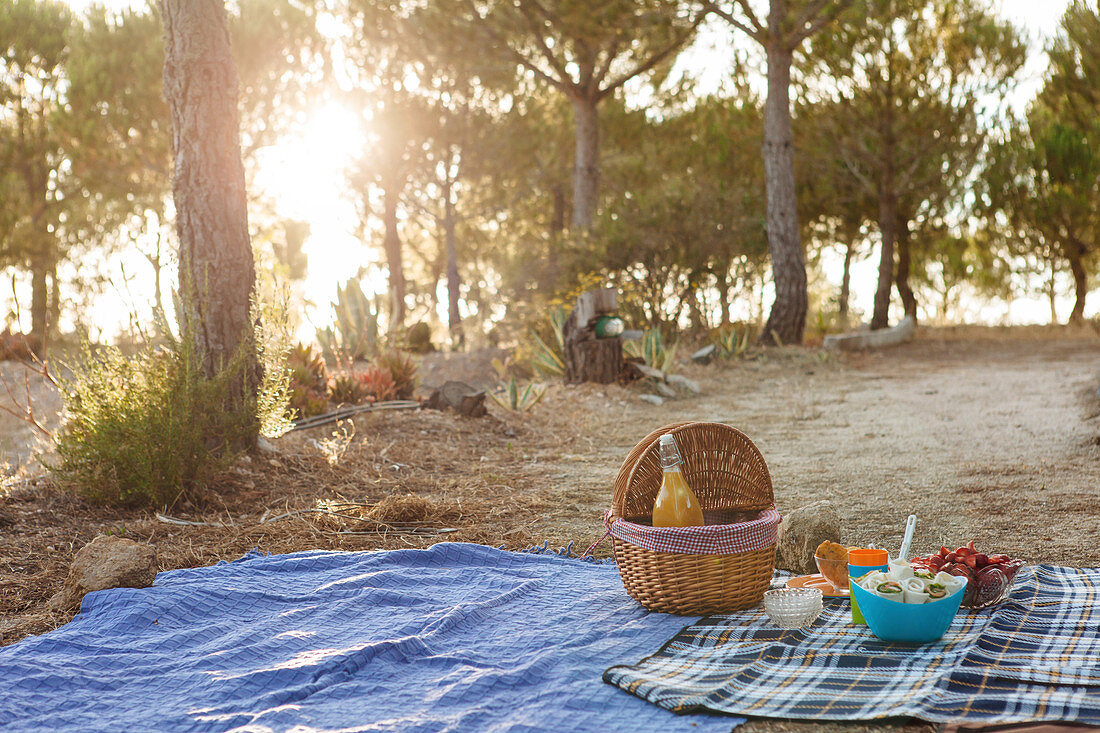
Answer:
top-left (910, 542), bottom-right (1026, 609)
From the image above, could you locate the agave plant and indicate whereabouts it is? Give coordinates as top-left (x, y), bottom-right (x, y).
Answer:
top-left (713, 324), bottom-right (752, 360)
top-left (624, 329), bottom-right (678, 375)
top-left (489, 376), bottom-right (547, 413)
top-left (529, 307), bottom-right (567, 377)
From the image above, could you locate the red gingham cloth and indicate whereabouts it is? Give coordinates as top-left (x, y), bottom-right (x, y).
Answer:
top-left (605, 506), bottom-right (781, 556)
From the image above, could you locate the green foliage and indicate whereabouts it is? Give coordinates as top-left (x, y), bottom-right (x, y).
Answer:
top-left (287, 344), bottom-right (329, 418)
top-left (488, 376), bottom-right (546, 413)
top-left (528, 307), bottom-right (567, 377)
top-left (253, 296), bottom-right (296, 439)
top-left (328, 372), bottom-right (370, 405)
top-left (318, 280), bottom-right (381, 363)
top-left (49, 335), bottom-right (258, 508)
top-left (624, 329), bottom-right (677, 375)
top-left (374, 349), bottom-right (417, 399)
top-left (405, 322), bottom-right (434, 354)
top-left (712, 324), bottom-right (752, 360)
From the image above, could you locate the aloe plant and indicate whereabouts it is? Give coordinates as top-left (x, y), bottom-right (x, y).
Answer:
top-left (713, 324), bottom-right (752, 360)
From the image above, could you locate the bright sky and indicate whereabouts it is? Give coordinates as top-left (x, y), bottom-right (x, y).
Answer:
top-left (33, 0), bottom-right (1091, 340)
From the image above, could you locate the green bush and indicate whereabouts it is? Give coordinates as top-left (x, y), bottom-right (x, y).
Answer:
top-left (50, 333), bottom-right (259, 508)
top-left (49, 299), bottom-right (295, 508)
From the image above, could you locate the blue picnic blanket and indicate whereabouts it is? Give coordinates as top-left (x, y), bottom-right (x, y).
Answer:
top-left (605, 565), bottom-right (1100, 725)
top-left (0, 542), bottom-right (742, 732)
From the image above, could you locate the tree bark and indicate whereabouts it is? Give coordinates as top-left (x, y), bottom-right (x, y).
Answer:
top-left (161, 0), bottom-right (257, 394)
top-left (442, 166), bottom-right (463, 348)
top-left (839, 240), bottom-right (853, 322)
top-left (894, 216), bottom-right (917, 320)
top-left (871, 165), bottom-right (897, 330)
top-left (760, 43), bottom-right (807, 345)
top-left (1067, 242), bottom-right (1088, 324)
top-left (571, 94), bottom-right (600, 231)
top-left (381, 179), bottom-right (407, 330)
top-left (29, 256), bottom-right (48, 356)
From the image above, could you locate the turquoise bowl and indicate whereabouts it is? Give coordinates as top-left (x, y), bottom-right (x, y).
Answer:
top-left (849, 579), bottom-right (964, 644)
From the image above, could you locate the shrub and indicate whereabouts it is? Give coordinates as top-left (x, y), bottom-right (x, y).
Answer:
top-left (374, 349), bottom-right (417, 399)
top-left (358, 365), bottom-right (396, 402)
top-left (328, 372), bottom-right (373, 405)
top-left (50, 334), bottom-right (257, 508)
top-left (287, 343), bottom-right (329, 417)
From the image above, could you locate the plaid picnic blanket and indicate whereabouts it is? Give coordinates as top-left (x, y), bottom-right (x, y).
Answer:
top-left (605, 565), bottom-right (1100, 724)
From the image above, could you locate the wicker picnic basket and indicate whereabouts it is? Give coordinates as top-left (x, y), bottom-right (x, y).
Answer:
top-left (609, 421), bottom-right (778, 614)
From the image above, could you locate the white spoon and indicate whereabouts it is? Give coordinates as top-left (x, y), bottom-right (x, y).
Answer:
top-left (897, 514), bottom-right (917, 563)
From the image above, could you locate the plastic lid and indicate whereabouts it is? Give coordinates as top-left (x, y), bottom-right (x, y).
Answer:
top-left (848, 548), bottom-right (889, 565)
top-left (659, 435), bottom-right (674, 445)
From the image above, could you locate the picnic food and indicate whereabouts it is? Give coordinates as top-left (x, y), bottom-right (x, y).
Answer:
top-left (910, 542), bottom-right (1025, 607)
top-left (813, 540), bottom-right (850, 590)
top-left (651, 434), bottom-right (704, 527)
top-left (816, 541), bottom-right (848, 561)
top-left (853, 565), bottom-right (965, 605)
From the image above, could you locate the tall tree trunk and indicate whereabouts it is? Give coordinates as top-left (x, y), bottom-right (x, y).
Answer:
top-left (29, 255), bottom-right (48, 357)
top-left (760, 43), bottom-right (807, 345)
top-left (894, 216), bottom-right (917, 320)
top-left (571, 94), bottom-right (600, 231)
top-left (718, 266), bottom-right (731, 327)
top-left (838, 240), bottom-right (853, 323)
top-left (1067, 243), bottom-right (1088, 324)
top-left (161, 0), bottom-right (257, 402)
top-left (381, 180), bottom-right (406, 330)
top-left (1048, 256), bottom-right (1058, 325)
top-left (871, 164), bottom-right (897, 330)
top-left (443, 171), bottom-right (463, 348)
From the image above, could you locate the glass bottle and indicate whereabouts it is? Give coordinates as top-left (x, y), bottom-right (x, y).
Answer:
top-left (651, 434), bottom-right (705, 527)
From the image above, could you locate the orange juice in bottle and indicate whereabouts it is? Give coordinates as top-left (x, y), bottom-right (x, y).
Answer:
top-left (651, 434), bottom-right (705, 527)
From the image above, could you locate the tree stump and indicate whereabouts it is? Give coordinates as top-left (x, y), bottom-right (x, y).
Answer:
top-left (563, 288), bottom-right (623, 384)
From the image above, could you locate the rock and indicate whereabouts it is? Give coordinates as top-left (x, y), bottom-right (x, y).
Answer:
top-left (775, 501), bottom-right (842, 574)
top-left (654, 381), bottom-right (677, 398)
top-left (824, 315), bottom-right (916, 352)
top-left (666, 374), bottom-right (701, 394)
top-left (49, 535), bottom-right (157, 612)
top-left (630, 363), bottom-right (666, 381)
top-left (640, 394), bottom-right (664, 406)
top-left (691, 344), bottom-right (717, 365)
top-left (256, 436), bottom-right (278, 453)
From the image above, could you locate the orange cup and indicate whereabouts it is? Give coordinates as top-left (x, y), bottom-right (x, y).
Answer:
top-left (848, 548), bottom-right (890, 625)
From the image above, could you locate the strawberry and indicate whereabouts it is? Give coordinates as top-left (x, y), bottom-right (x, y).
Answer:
top-left (966, 540), bottom-right (977, 553)
top-left (972, 553), bottom-right (989, 567)
top-left (955, 547), bottom-right (971, 558)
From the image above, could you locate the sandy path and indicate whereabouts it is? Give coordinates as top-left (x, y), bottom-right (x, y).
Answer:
top-left (539, 330), bottom-right (1100, 565)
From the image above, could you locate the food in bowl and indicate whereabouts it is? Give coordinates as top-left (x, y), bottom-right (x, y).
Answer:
top-left (910, 541), bottom-right (1025, 607)
top-left (814, 540), bottom-right (850, 590)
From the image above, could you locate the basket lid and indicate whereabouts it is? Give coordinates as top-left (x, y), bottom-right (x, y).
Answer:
top-left (611, 422), bottom-right (773, 521)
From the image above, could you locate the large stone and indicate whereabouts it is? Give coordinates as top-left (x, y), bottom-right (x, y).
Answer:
top-left (666, 374), bottom-right (701, 394)
top-left (775, 501), bottom-right (842, 574)
top-left (49, 535), bottom-right (157, 612)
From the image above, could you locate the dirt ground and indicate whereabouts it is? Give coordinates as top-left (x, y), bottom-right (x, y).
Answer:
top-left (1, 326), bottom-right (1098, 731)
